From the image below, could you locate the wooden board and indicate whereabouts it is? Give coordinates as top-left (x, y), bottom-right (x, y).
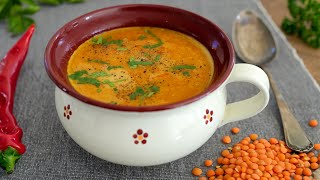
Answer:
top-left (261, 0), bottom-right (320, 84)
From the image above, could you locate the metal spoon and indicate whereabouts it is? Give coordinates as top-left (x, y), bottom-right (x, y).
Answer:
top-left (232, 10), bottom-right (313, 152)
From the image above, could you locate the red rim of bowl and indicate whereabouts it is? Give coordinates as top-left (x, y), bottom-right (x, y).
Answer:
top-left (44, 4), bottom-right (235, 112)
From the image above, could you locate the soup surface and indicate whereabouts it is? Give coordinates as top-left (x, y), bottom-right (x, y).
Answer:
top-left (67, 27), bottom-right (214, 106)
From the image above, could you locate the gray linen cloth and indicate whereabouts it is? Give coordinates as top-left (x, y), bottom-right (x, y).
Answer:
top-left (0, 0), bottom-right (319, 179)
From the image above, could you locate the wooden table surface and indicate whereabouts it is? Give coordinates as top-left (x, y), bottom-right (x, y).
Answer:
top-left (261, 0), bottom-right (320, 84)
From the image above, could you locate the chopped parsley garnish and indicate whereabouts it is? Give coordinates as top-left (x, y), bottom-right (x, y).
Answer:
top-left (129, 85), bottom-right (160, 100)
top-left (76, 77), bottom-right (101, 87)
top-left (102, 79), bottom-right (126, 88)
top-left (88, 59), bottom-right (109, 64)
top-left (68, 70), bottom-right (102, 87)
top-left (172, 65), bottom-right (196, 70)
top-left (107, 66), bottom-right (123, 71)
top-left (171, 65), bottom-right (196, 77)
top-left (142, 29), bottom-right (163, 49)
top-left (102, 80), bottom-right (115, 87)
top-left (117, 47), bottom-right (127, 51)
top-left (128, 57), bottom-right (154, 69)
top-left (149, 85), bottom-right (160, 92)
top-left (68, 70), bottom-right (88, 80)
top-left (97, 88), bottom-right (102, 93)
top-left (138, 35), bottom-right (147, 40)
top-left (91, 36), bottom-right (123, 47)
top-left (182, 71), bottom-right (190, 77)
top-left (91, 36), bottom-right (104, 45)
top-left (154, 54), bottom-right (161, 61)
top-left (89, 71), bottom-right (111, 78)
top-left (68, 70), bottom-right (125, 88)
top-left (129, 87), bottom-right (145, 100)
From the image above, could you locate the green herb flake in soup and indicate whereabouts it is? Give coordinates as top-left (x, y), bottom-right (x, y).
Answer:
top-left (67, 27), bottom-right (214, 106)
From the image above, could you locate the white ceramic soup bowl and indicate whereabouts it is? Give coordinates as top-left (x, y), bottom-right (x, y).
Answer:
top-left (45, 4), bottom-right (270, 166)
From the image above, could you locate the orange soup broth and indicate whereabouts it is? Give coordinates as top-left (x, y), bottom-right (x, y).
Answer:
top-left (67, 27), bottom-right (214, 106)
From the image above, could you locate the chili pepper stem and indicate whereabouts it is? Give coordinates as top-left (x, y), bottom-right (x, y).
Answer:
top-left (0, 146), bottom-right (21, 174)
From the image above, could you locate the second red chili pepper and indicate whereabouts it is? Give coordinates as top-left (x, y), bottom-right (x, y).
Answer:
top-left (0, 24), bottom-right (35, 174)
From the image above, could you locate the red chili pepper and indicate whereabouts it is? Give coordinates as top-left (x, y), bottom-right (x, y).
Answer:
top-left (0, 24), bottom-right (35, 174)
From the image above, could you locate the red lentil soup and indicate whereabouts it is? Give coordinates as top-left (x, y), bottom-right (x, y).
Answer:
top-left (67, 27), bottom-right (214, 106)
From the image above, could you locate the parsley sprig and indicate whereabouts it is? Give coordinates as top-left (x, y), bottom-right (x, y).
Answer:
top-left (281, 0), bottom-right (320, 48)
top-left (141, 29), bottom-right (164, 49)
top-left (129, 85), bottom-right (160, 100)
top-left (172, 65), bottom-right (196, 70)
top-left (107, 66), bottom-right (123, 71)
top-left (87, 59), bottom-right (109, 65)
top-left (91, 36), bottom-right (123, 47)
top-left (68, 70), bottom-right (125, 90)
top-left (128, 57), bottom-right (154, 69)
top-left (171, 65), bottom-right (196, 77)
top-left (0, 0), bottom-right (84, 36)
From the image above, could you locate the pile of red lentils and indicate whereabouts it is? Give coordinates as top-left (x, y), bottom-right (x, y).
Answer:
top-left (192, 119), bottom-right (320, 180)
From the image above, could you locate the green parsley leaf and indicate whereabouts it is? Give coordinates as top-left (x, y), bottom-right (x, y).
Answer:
top-left (92, 36), bottom-right (123, 47)
top-left (102, 80), bottom-right (115, 87)
top-left (77, 77), bottom-right (100, 87)
top-left (96, 36), bottom-right (103, 44)
top-left (130, 86), bottom-right (145, 100)
top-left (172, 65), bottom-right (196, 70)
top-left (142, 29), bottom-right (163, 49)
top-left (117, 47), bottom-right (127, 51)
top-left (107, 66), bottom-right (123, 71)
top-left (0, 0), bottom-right (12, 20)
top-left (108, 39), bottom-right (123, 47)
top-left (182, 71), bottom-right (190, 76)
top-left (128, 57), bottom-right (137, 69)
top-left (128, 61), bottom-right (154, 66)
top-left (8, 15), bottom-right (34, 36)
top-left (96, 88), bottom-right (102, 93)
top-left (68, 70), bottom-right (88, 80)
top-left (38, 0), bottom-right (62, 5)
top-left (147, 92), bottom-right (155, 97)
top-left (13, 0), bottom-right (40, 14)
top-left (89, 71), bottom-right (110, 78)
top-left (87, 59), bottom-right (109, 64)
top-left (281, 0), bottom-right (320, 48)
top-left (138, 34), bottom-right (146, 40)
top-left (154, 54), bottom-right (161, 61)
top-left (101, 78), bottom-right (126, 87)
top-left (128, 57), bottom-right (154, 68)
top-left (129, 85), bottom-right (159, 100)
top-left (150, 85), bottom-right (160, 93)
top-left (69, 70), bottom-right (108, 88)
top-left (1, 0), bottom-right (85, 36)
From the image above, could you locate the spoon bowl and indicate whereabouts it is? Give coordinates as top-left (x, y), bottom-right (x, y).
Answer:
top-left (232, 10), bottom-right (314, 153)
top-left (232, 10), bottom-right (277, 65)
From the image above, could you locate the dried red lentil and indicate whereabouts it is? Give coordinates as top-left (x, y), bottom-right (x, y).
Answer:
top-left (191, 135), bottom-right (320, 179)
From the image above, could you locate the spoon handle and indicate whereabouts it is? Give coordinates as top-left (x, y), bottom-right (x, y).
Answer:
top-left (263, 68), bottom-right (313, 152)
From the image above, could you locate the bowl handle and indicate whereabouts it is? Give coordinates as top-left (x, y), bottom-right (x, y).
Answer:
top-left (219, 63), bottom-right (270, 127)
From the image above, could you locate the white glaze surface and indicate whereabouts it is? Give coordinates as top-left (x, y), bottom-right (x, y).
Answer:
top-left (55, 63), bottom-right (269, 166)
